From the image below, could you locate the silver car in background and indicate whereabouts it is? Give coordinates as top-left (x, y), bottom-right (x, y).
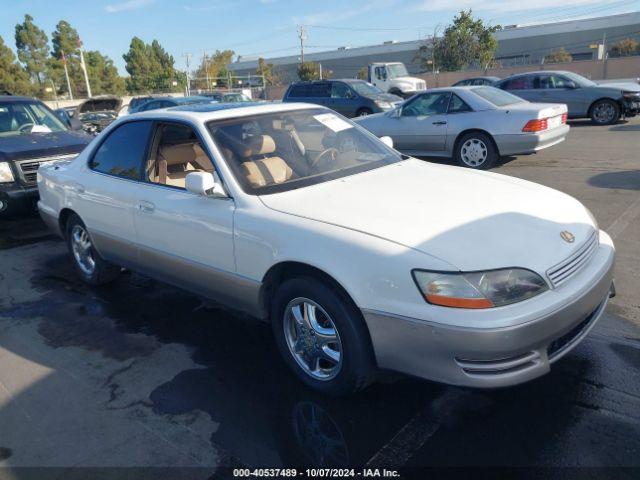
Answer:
top-left (495, 71), bottom-right (640, 125)
top-left (355, 86), bottom-right (569, 169)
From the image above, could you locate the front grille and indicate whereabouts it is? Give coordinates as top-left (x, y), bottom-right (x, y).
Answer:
top-left (456, 351), bottom-right (540, 377)
top-left (546, 231), bottom-right (598, 287)
top-left (16, 154), bottom-right (77, 186)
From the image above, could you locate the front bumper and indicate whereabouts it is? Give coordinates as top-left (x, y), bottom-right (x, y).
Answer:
top-left (363, 231), bottom-right (615, 388)
top-left (494, 124), bottom-right (570, 156)
top-left (623, 99), bottom-right (640, 117)
top-left (0, 183), bottom-right (39, 216)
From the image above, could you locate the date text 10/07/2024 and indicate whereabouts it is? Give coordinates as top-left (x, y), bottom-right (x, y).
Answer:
top-left (232, 468), bottom-right (401, 478)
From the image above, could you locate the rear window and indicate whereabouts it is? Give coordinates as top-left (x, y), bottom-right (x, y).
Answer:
top-left (472, 87), bottom-right (525, 107)
top-left (287, 83), bottom-right (330, 98)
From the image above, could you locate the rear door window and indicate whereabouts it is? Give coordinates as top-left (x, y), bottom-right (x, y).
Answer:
top-left (89, 121), bottom-right (153, 180)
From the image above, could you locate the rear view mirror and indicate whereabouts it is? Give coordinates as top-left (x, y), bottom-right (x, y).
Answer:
top-left (379, 136), bottom-right (394, 148)
top-left (186, 172), bottom-right (227, 198)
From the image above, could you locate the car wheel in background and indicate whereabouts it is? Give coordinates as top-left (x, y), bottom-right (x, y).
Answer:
top-left (590, 99), bottom-right (620, 125)
top-left (454, 132), bottom-right (497, 170)
top-left (66, 213), bottom-right (121, 285)
top-left (271, 276), bottom-right (374, 396)
top-left (356, 108), bottom-right (373, 117)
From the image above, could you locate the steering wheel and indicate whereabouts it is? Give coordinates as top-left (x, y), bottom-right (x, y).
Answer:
top-left (19, 123), bottom-right (35, 133)
top-left (310, 147), bottom-right (339, 169)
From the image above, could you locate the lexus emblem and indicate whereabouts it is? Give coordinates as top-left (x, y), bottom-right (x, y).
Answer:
top-left (560, 231), bottom-right (575, 243)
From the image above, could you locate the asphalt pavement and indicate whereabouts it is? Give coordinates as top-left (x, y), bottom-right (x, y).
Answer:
top-left (0, 117), bottom-right (639, 479)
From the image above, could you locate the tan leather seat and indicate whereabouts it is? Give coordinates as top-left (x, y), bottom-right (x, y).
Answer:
top-left (240, 135), bottom-right (293, 188)
top-left (153, 143), bottom-right (212, 188)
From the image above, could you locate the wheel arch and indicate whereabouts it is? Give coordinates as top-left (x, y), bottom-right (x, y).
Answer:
top-left (260, 261), bottom-right (360, 322)
top-left (58, 207), bottom-right (78, 239)
top-left (452, 128), bottom-right (500, 156)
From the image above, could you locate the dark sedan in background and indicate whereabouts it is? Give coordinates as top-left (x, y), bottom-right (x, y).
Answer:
top-left (283, 79), bottom-right (403, 117)
top-left (496, 70), bottom-right (640, 125)
top-left (453, 76), bottom-right (500, 86)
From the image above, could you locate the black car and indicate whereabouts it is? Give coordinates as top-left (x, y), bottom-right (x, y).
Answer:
top-left (0, 95), bottom-right (91, 216)
top-left (282, 79), bottom-right (403, 117)
top-left (452, 76), bottom-right (500, 87)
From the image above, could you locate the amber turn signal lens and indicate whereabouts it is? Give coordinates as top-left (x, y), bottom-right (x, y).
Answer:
top-left (425, 294), bottom-right (494, 309)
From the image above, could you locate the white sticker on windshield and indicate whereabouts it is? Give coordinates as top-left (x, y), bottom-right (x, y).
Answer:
top-left (313, 113), bottom-right (353, 132)
top-left (30, 125), bottom-right (52, 133)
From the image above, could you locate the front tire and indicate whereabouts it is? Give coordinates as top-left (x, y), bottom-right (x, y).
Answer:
top-left (66, 214), bottom-right (120, 285)
top-left (454, 132), bottom-right (497, 169)
top-left (356, 108), bottom-right (373, 117)
top-left (590, 99), bottom-right (620, 125)
top-left (271, 276), bottom-right (374, 396)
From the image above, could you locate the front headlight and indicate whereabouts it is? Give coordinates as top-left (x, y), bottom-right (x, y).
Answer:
top-left (622, 91), bottom-right (640, 100)
top-left (412, 268), bottom-right (548, 309)
top-left (0, 162), bottom-right (15, 183)
top-left (375, 101), bottom-right (392, 109)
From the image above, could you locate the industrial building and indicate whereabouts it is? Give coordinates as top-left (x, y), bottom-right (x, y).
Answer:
top-left (227, 11), bottom-right (640, 81)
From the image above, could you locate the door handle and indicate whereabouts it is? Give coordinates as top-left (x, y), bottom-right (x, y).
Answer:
top-left (70, 183), bottom-right (85, 194)
top-left (432, 121), bottom-right (447, 125)
top-left (138, 201), bottom-right (155, 213)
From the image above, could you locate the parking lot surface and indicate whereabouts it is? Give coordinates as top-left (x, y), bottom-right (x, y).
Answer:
top-left (0, 118), bottom-right (639, 477)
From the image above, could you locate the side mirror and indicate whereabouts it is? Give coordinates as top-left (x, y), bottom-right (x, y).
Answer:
top-left (389, 107), bottom-right (402, 118)
top-left (379, 136), bottom-right (394, 148)
top-left (567, 81), bottom-right (577, 89)
top-left (186, 171), bottom-right (227, 198)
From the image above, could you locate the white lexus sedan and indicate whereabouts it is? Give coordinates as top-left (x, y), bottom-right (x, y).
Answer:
top-left (37, 102), bottom-right (615, 396)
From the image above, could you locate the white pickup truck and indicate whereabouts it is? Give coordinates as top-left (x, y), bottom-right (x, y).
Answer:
top-left (367, 62), bottom-right (426, 98)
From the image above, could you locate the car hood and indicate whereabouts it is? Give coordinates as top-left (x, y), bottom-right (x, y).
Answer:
top-left (77, 96), bottom-right (122, 113)
top-left (0, 131), bottom-right (91, 162)
top-left (259, 159), bottom-right (595, 274)
top-left (594, 82), bottom-right (640, 92)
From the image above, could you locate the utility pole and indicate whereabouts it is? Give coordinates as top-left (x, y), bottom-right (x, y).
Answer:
top-left (602, 32), bottom-right (608, 79)
top-left (183, 53), bottom-right (192, 96)
top-left (298, 25), bottom-right (307, 64)
top-left (78, 39), bottom-right (92, 98)
top-left (319, 63), bottom-right (323, 80)
top-left (203, 51), bottom-right (211, 91)
top-left (61, 50), bottom-right (73, 101)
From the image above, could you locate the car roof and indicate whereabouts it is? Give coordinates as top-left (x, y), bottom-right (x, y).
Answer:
top-left (0, 95), bottom-right (40, 103)
top-left (128, 101), bottom-right (323, 122)
top-left (501, 70), bottom-right (571, 80)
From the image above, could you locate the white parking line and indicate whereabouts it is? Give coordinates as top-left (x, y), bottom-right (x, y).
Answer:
top-left (607, 195), bottom-right (640, 239)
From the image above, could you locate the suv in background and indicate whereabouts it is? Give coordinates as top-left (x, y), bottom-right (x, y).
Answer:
top-left (495, 70), bottom-right (640, 125)
top-left (283, 79), bottom-right (403, 117)
top-left (0, 95), bottom-right (91, 216)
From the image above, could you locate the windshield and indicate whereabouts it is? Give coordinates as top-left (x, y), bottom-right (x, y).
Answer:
top-left (387, 64), bottom-right (409, 79)
top-left (472, 86), bottom-right (526, 106)
top-left (0, 101), bottom-right (67, 136)
top-left (223, 93), bottom-right (252, 102)
top-left (350, 81), bottom-right (383, 96)
top-left (561, 71), bottom-right (596, 87)
top-left (208, 108), bottom-right (403, 194)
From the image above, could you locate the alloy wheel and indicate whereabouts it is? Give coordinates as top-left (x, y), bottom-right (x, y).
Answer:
top-left (71, 225), bottom-right (96, 276)
top-left (460, 138), bottom-right (488, 167)
top-left (593, 102), bottom-right (616, 124)
top-left (283, 297), bottom-right (343, 381)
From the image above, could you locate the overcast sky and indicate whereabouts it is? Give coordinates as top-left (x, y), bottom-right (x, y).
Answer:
top-left (1, 0), bottom-right (638, 74)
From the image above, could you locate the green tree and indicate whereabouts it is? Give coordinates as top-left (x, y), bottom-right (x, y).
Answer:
top-left (85, 50), bottom-right (125, 95)
top-left (256, 57), bottom-right (280, 86)
top-left (418, 10), bottom-right (500, 72)
top-left (544, 48), bottom-right (572, 64)
top-left (297, 61), bottom-right (320, 81)
top-left (609, 39), bottom-right (639, 57)
top-left (123, 37), bottom-right (181, 93)
top-left (49, 20), bottom-right (84, 96)
top-left (15, 14), bottom-right (49, 85)
top-left (0, 35), bottom-right (33, 95)
top-left (194, 50), bottom-right (235, 89)
top-left (356, 66), bottom-right (368, 80)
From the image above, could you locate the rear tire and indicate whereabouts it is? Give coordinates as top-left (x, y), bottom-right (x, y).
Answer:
top-left (454, 132), bottom-right (497, 170)
top-left (271, 276), bottom-right (375, 396)
top-left (65, 214), bottom-right (120, 285)
top-left (590, 99), bottom-right (620, 125)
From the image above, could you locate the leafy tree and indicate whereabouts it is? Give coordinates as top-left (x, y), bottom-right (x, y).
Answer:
top-left (297, 61), bottom-right (321, 81)
top-left (49, 20), bottom-right (84, 96)
top-left (85, 50), bottom-right (125, 95)
top-left (544, 48), bottom-right (572, 64)
top-left (0, 35), bottom-right (33, 95)
top-left (609, 38), bottom-right (639, 57)
top-left (417, 10), bottom-right (500, 72)
top-left (15, 14), bottom-right (49, 85)
top-left (194, 50), bottom-right (235, 89)
top-left (356, 67), bottom-right (368, 80)
top-left (256, 57), bottom-right (280, 86)
top-left (123, 37), bottom-right (181, 93)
